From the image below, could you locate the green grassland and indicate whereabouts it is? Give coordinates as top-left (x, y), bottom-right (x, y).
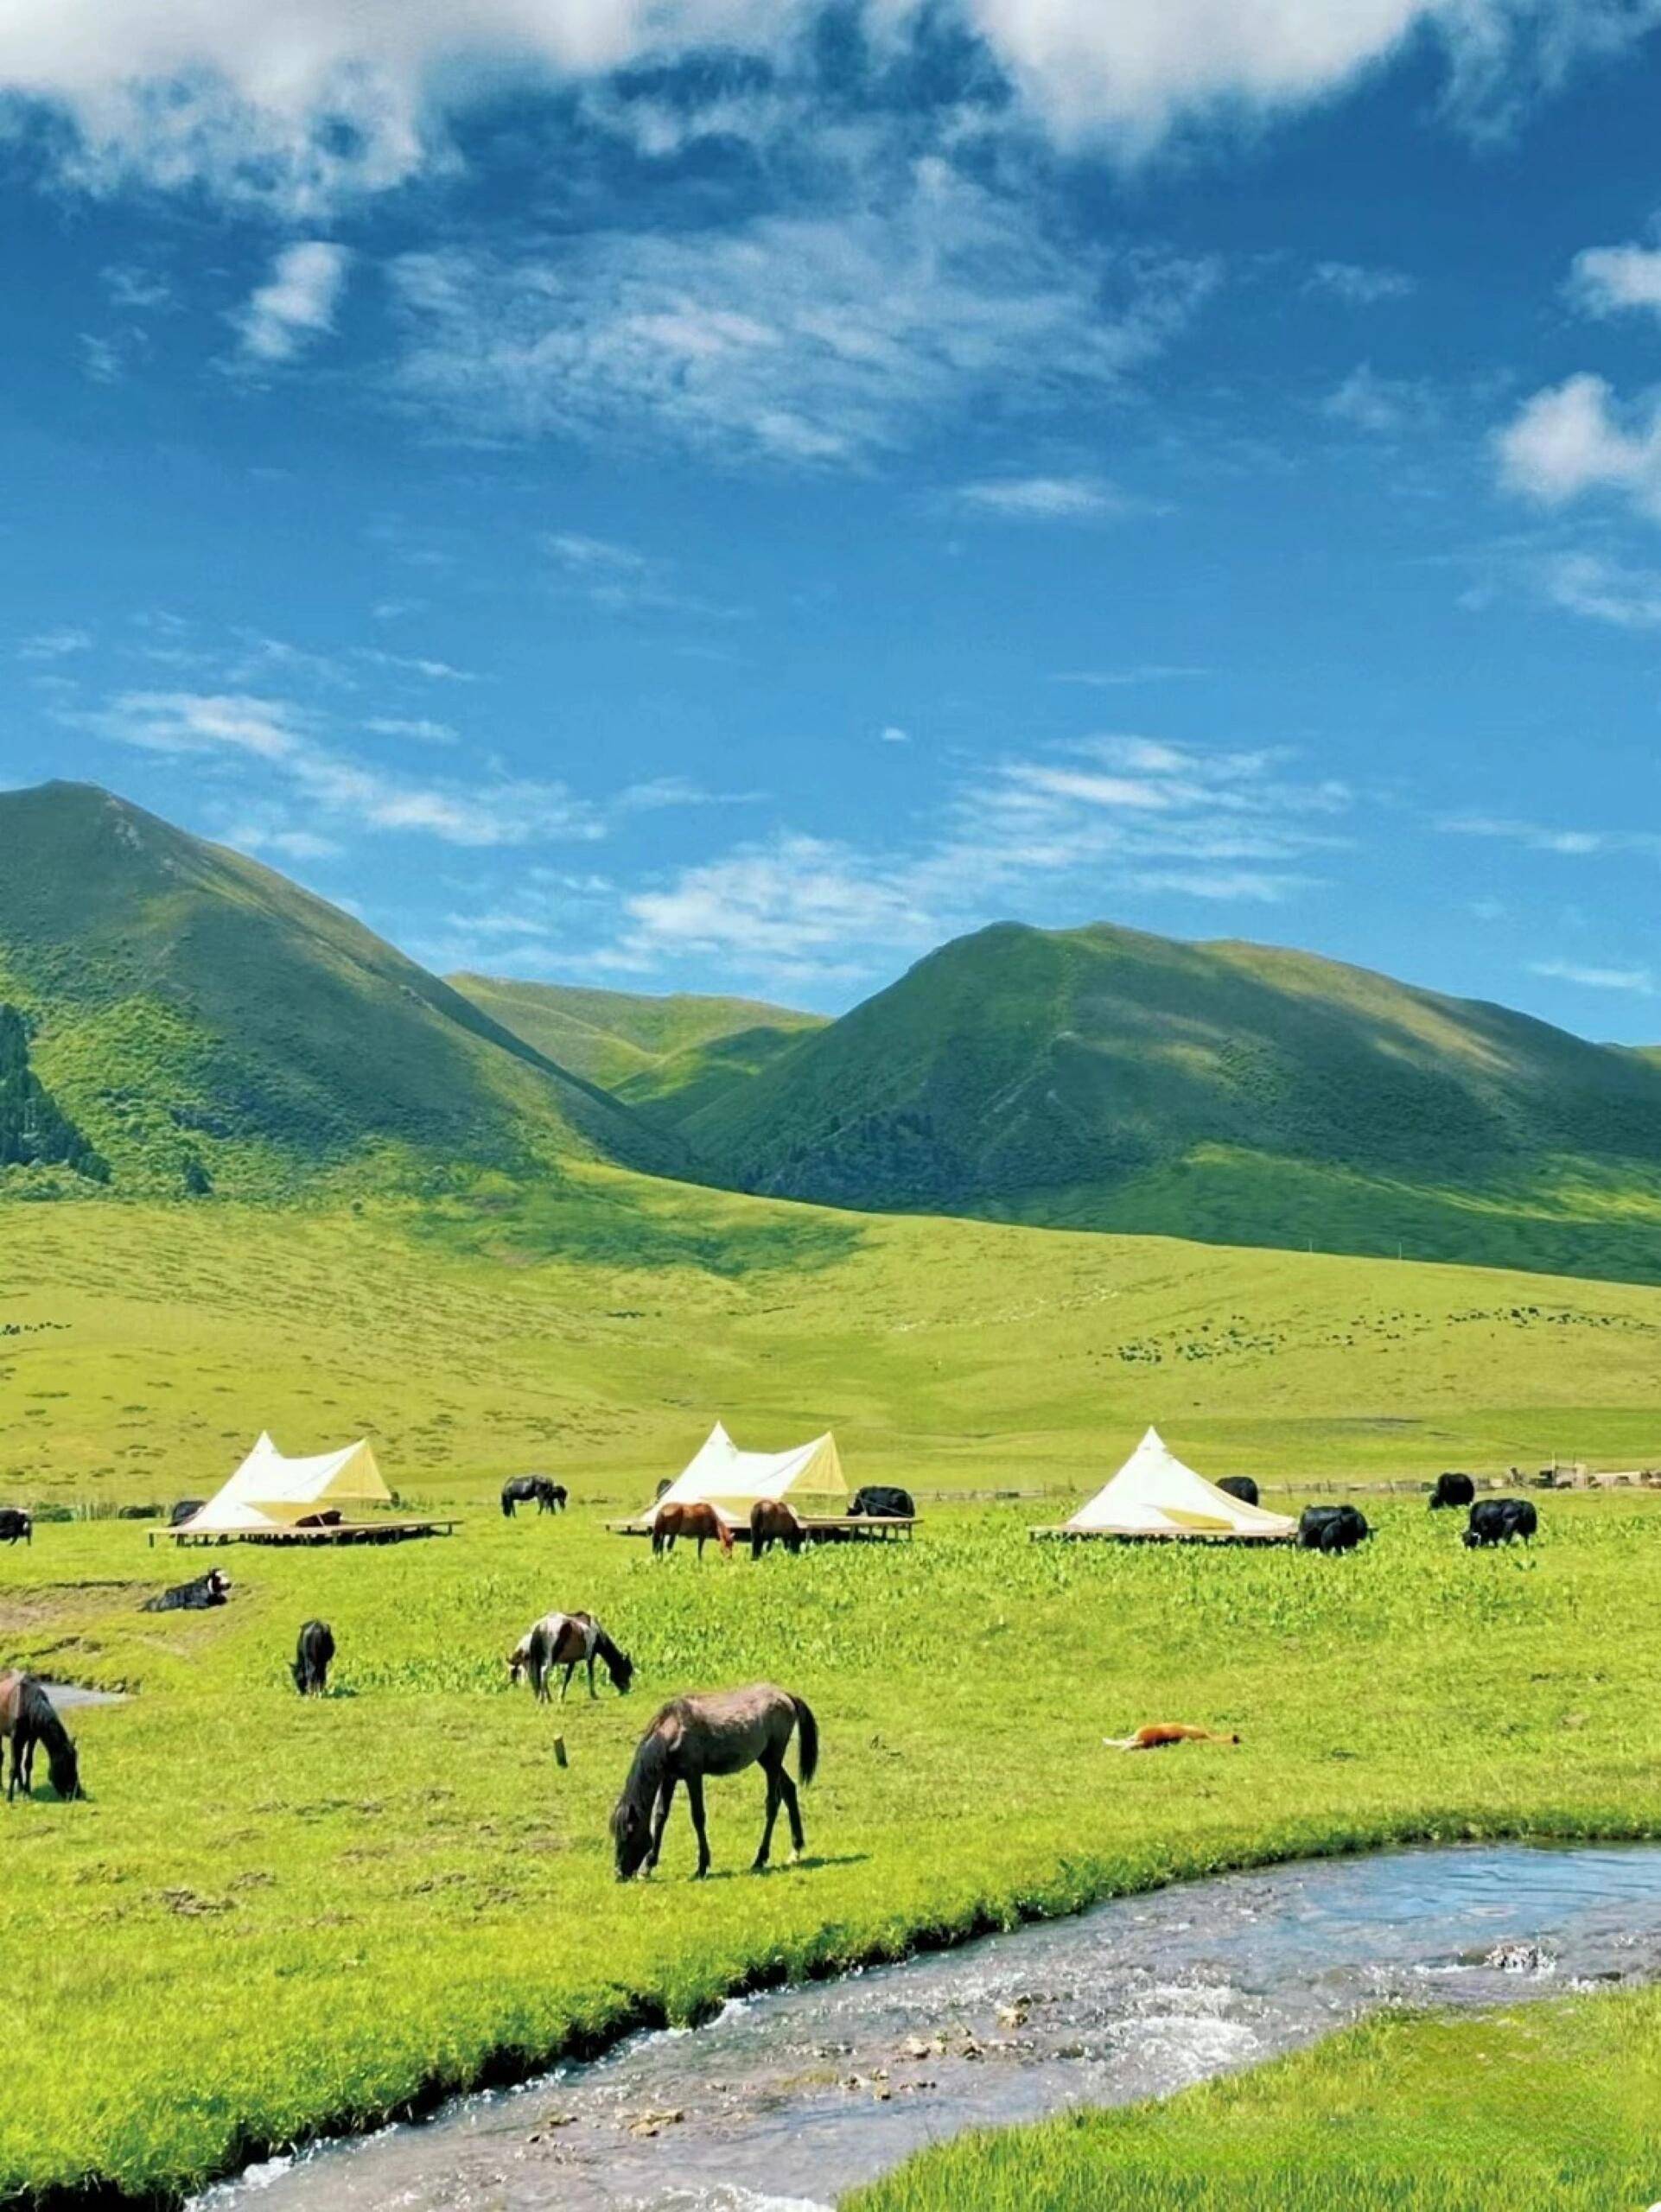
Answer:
top-left (670, 917), bottom-right (1661, 1282)
top-left (850, 1988), bottom-right (1661, 2211)
top-left (8, 1193), bottom-right (1661, 2197)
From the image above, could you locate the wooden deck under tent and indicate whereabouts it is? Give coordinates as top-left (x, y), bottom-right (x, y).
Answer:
top-left (154, 1517), bottom-right (458, 1548)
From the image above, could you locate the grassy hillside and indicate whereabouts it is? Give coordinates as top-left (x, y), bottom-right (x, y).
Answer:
top-left (0, 784), bottom-right (678, 1200)
top-left (676, 919), bottom-right (1661, 1282)
top-left (453, 972), bottom-right (824, 1124)
top-left (11, 1177), bottom-right (1661, 1512)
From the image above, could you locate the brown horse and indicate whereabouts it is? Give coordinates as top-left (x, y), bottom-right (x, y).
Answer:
top-left (651, 1502), bottom-right (734, 1560)
top-left (749, 1498), bottom-right (805, 1559)
top-left (508, 1611), bottom-right (633, 1703)
top-left (1103, 1722), bottom-right (1242, 1751)
top-left (611, 1682), bottom-right (818, 1879)
top-left (0, 1670), bottom-right (82, 1801)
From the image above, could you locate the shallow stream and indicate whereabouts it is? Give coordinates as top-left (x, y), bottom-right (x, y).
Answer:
top-left (191, 1843), bottom-right (1661, 2212)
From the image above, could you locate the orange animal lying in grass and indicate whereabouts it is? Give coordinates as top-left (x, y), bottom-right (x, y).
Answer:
top-left (1103, 1723), bottom-right (1242, 1751)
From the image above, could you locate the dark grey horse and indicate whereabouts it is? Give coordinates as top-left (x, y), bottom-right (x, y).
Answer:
top-left (611, 1683), bottom-right (818, 1879)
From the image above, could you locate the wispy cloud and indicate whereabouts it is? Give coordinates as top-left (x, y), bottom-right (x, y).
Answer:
top-left (1537, 550), bottom-right (1661, 629)
top-left (353, 646), bottom-right (478, 683)
top-left (1323, 363), bottom-right (1440, 436)
top-left (74, 688), bottom-right (598, 849)
top-left (1440, 811), bottom-right (1661, 858)
top-left (1053, 665), bottom-right (1208, 688)
top-left (1307, 260), bottom-right (1416, 305)
top-left (595, 735), bottom-right (1348, 984)
top-left (391, 166), bottom-right (1217, 468)
top-left (232, 239), bottom-right (349, 365)
top-left (954, 474), bottom-right (1138, 521)
top-left (1530, 957), bottom-right (1654, 993)
top-left (1496, 372), bottom-right (1661, 518)
top-left (544, 529), bottom-right (744, 620)
top-left (17, 626), bottom-right (93, 661)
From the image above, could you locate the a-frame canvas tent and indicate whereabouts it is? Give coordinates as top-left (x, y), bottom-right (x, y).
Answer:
top-left (179, 1433), bottom-right (391, 1536)
top-left (640, 1421), bottom-right (848, 1529)
top-left (1034, 1427), bottom-right (1295, 1542)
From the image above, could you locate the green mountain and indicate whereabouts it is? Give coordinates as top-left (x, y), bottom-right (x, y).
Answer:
top-left (0, 783), bottom-right (679, 1199)
top-left (671, 919), bottom-right (1661, 1281)
top-left (450, 974), bottom-right (826, 1126)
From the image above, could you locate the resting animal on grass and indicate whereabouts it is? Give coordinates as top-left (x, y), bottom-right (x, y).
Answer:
top-left (291, 1619), bottom-right (334, 1695)
top-left (168, 1498), bottom-right (205, 1528)
top-left (1430, 1471), bottom-right (1476, 1511)
top-left (611, 1682), bottom-right (818, 1880)
top-left (1103, 1723), bottom-right (1242, 1751)
top-left (849, 1485), bottom-right (914, 1520)
top-left (142, 1567), bottom-right (231, 1613)
top-left (500, 1476), bottom-right (567, 1517)
top-left (509, 1611), bottom-right (633, 1703)
top-left (1464, 1497), bottom-right (1537, 1548)
top-left (0, 1507), bottom-right (30, 1546)
top-left (1216, 1476), bottom-right (1259, 1507)
top-left (0, 1670), bottom-right (82, 1801)
top-left (749, 1499), bottom-right (805, 1558)
top-left (651, 1502), bottom-right (733, 1559)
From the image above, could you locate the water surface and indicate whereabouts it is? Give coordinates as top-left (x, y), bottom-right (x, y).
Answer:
top-left (191, 1843), bottom-right (1661, 2212)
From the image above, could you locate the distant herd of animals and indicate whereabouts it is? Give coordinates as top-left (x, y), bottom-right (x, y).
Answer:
top-left (0, 1465), bottom-right (1545, 1833)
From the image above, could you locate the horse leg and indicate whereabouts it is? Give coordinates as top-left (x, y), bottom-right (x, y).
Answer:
top-left (559, 1663), bottom-right (576, 1705)
top-left (752, 1760), bottom-right (783, 1872)
top-left (586, 1656), bottom-right (597, 1700)
top-left (686, 1773), bottom-right (711, 1878)
top-left (777, 1767), bottom-right (805, 1862)
top-left (646, 1776), bottom-right (678, 1872)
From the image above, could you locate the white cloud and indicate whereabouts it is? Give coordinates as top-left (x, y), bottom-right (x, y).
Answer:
top-left (0, 2), bottom-right (1651, 208)
top-left (880, 724), bottom-right (911, 744)
top-left (390, 167), bottom-right (1217, 466)
top-left (1569, 241), bottom-right (1661, 318)
top-left (1322, 362), bottom-right (1438, 435)
top-left (354, 646), bottom-right (478, 682)
top-left (232, 239), bottom-right (349, 364)
top-left (1495, 372), bottom-right (1661, 517)
top-left (1537, 550), bottom-right (1661, 629)
top-left (955, 474), bottom-right (1136, 520)
top-left (1307, 259), bottom-right (1416, 304)
top-left (362, 715), bottom-right (459, 743)
top-left (1441, 812), bottom-right (1661, 859)
top-left (76, 687), bottom-right (597, 848)
top-left (17, 626), bottom-right (93, 660)
top-left (544, 529), bottom-right (742, 617)
top-left (601, 734), bottom-right (1346, 982)
top-left (1053, 664), bottom-right (1208, 686)
top-left (1530, 957), bottom-right (1654, 993)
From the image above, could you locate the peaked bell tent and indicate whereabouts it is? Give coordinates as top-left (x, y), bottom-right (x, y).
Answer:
top-left (641, 1421), bottom-right (848, 1529)
top-left (1036, 1427), bottom-right (1295, 1542)
top-left (179, 1433), bottom-right (391, 1536)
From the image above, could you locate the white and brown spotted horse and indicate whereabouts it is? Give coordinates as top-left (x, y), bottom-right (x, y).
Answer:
top-left (508, 1611), bottom-right (634, 1703)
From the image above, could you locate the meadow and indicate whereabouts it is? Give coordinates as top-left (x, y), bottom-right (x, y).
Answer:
top-left (10, 1190), bottom-right (1661, 2199)
top-left (850, 1986), bottom-right (1661, 2211)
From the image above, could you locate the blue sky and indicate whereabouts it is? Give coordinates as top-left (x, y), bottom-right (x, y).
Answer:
top-left (9, 3), bottom-right (1661, 1029)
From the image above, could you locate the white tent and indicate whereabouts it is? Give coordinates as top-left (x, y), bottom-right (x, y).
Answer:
top-left (642, 1421), bottom-right (847, 1529)
top-left (180, 1433), bottom-right (391, 1535)
top-left (1059, 1427), bottom-right (1295, 1541)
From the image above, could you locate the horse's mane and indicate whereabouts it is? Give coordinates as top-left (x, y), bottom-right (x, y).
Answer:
top-left (592, 1623), bottom-right (629, 1682)
top-left (20, 1679), bottom-right (74, 1765)
top-left (614, 1713), bottom-right (672, 1826)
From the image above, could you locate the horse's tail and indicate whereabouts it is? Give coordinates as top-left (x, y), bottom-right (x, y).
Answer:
top-left (790, 1694), bottom-right (819, 1786)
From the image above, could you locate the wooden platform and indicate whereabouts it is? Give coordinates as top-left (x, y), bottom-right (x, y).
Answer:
top-left (608, 1516), bottom-right (917, 1544)
top-left (153, 1518), bottom-right (458, 1548)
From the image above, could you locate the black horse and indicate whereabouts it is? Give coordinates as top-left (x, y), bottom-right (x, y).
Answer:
top-left (501, 1477), bottom-right (568, 1518)
top-left (291, 1620), bottom-right (335, 1695)
top-left (0, 1671), bottom-right (81, 1801)
top-left (611, 1683), bottom-right (818, 1879)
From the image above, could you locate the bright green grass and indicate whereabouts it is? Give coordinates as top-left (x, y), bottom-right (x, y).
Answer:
top-left (6, 1492), bottom-right (1661, 2200)
top-left (12, 1178), bottom-right (1661, 1516)
top-left (847, 1991), bottom-right (1661, 2210)
top-left (10, 1192), bottom-right (1661, 2197)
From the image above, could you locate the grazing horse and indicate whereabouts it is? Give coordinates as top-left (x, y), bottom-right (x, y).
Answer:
top-left (651, 1502), bottom-right (733, 1560)
top-left (143, 1567), bottom-right (231, 1612)
top-left (509, 1611), bottom-right (634, 1703)
top-left (0, 1671), bottom-right (82, 1801)
top-left (749, 1499), bottom-right (805, 1559)
top-left (291, 1619), bottom-right (335, 1695)
top-left (611, 1683), bottom-right (818, 1880)
top-left (0, 1507), bottom-right (30, 1546)
top-left (1104, 1722), bottom-right (1242, 1751)
top-left (500, 1476), bottom-right (567, 1518)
